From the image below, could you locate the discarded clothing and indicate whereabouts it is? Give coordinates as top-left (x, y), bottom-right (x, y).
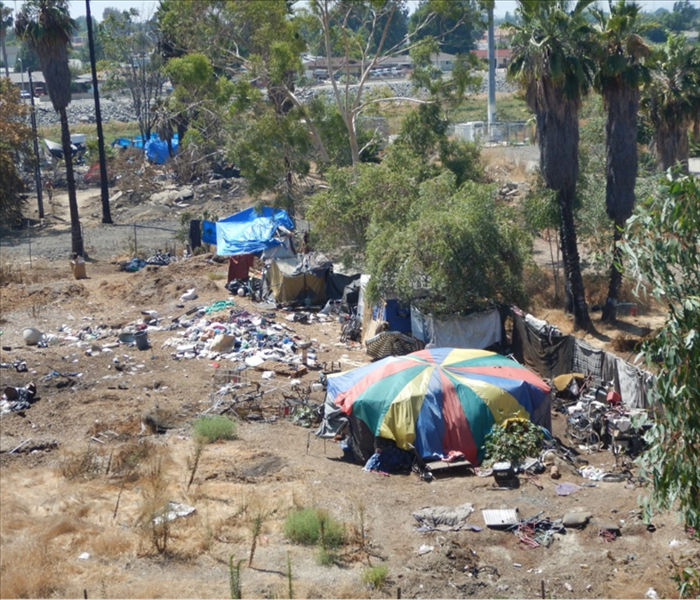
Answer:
top-left (413, 503), bottom-right (476, 532)
top-left (124, 258), bottom-right (147, 272)
top-left (1, 383), bottom-right (37, 413)
top-left (363, 445), bottom-right (415, 473)
top-left (204, 300), bottom-right (236, 315)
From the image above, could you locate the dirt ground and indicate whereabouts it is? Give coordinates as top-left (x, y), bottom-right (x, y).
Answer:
top-left (0, 158), bottom-right (694, 600)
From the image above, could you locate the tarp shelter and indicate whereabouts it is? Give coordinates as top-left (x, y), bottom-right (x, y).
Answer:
top-left (202, 207), bottom-right (294, 256)
top-left (262, 254), bottom-right (332, 306)
top-left (317, 348), bottom-right (552, 465)
top-left (411, 306), bottom-right (503, 350)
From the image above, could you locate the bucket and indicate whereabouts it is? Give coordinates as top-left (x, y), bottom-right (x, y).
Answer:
top-left (23, 327), bottom-right (44, 345)
top-left (134, 330), bottom-right (150, 351)
top-left (71, 261), bottom-right (87, 280)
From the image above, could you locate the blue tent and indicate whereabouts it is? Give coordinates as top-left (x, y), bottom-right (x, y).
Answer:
top-left (202, 207), bottom-right (295, 256)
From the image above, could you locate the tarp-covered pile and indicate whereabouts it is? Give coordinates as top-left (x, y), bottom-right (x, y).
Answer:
top-left (317, 348), bottom-right (552, 466)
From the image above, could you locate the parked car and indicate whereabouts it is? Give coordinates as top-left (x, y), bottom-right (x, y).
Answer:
top-left (20, 90), bottom-right (31, 99)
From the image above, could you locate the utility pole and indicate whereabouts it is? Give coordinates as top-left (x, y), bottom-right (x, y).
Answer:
top-left (487, 3), bottom-right (497, 139)
top-left (27, 69), bottom-right (44, 219)
top-left (85, 0), bottom-right (112, 224)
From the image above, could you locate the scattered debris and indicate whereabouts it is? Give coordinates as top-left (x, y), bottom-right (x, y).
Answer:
top-left (153, 501), bottom-right (196, 525)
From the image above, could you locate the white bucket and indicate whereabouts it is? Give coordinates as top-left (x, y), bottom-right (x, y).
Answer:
top-left (23, 327), bottom-right (44, 345)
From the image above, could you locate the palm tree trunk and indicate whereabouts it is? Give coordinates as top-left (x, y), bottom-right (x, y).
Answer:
top-left (601, 221), bottom-right (624, 323)
top-left (1, 31), bottom-right (9, 79)
top-left (59, 107), bottom-right (84, 257)
top-left (559, 186), bottom-right (591, 331)
top-left (656, 124), bottom-right (690, 174)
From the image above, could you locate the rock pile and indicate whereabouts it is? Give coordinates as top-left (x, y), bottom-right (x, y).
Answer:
top-left (32, 98), bottom-right (137, 129)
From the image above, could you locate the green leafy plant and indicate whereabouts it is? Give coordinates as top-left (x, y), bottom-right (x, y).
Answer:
top-left (483, 419), bottom-right (544, 466)
top-left (362, 565), bottom-right (389, 589)
top-left (192, 416), bottom-right (237, 444)
top-left (283, 508), bottom-right (344, 548)
top-left (228, 555), bottom-right (244, 599)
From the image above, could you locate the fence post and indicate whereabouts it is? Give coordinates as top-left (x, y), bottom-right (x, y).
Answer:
top-left (189, 219), bottom-right (201, 250)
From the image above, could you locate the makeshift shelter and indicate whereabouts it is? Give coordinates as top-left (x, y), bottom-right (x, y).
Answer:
top-left (261, 254), bottom-right (332, 306)
top-left (411, 306), bottom-right (503, 350)
top-left (317, 348), bottom-right (552, 466)
top-left (202, 207), bottom-right (294, 256)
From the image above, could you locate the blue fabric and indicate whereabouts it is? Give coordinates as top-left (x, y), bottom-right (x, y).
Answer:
top-left (363, 446), bottom-right (414, 473)
top-left (144, 133), bottom-right (174, 164)
top-left (213, 206), bottom-right (294, 256)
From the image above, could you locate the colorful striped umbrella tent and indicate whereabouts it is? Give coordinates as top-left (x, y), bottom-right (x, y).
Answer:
top-left (326, 348), bottom-right (551, 465)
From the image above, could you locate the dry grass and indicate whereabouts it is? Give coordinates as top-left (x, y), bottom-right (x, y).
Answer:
top-left (0, 538), bottom-right (63, 599)
top-left (90, 530), bottom-right (135, 558)
top-left (58, 446), bottom-right (105, 480)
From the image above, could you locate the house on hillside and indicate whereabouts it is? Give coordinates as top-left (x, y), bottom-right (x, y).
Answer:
top-left (303, 57), bottom-right (363, 80)
top-left (472, 48), bottom-right (512, 69)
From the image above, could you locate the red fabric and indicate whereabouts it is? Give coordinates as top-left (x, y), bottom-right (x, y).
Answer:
top-left (439, 370), bottom-right (478, 464)
top-left (447, 365), bottom-right (551, 393)
top-left (227, 254), bottom-right (255, 283)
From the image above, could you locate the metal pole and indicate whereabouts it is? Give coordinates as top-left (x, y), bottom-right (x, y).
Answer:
top-left (487, 5), bottom-right (497, 138)
top-left (27, 219), bottom-right (32, 268)
top-left (85, 0), bottom-right (112, 224)
top-left (27, 69), bottom-right (44, 218)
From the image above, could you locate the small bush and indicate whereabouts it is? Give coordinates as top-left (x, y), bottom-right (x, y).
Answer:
top-left (483, 418), bottom-right (543, 466)
top-left (316, 548), bottom-right (337, 566)
top-left (193, 415), bottom-right (237, 444)
top-left (283, 508), bottom-right (344, 548)
top-left (362, 565), bottom-right (389, 589)
top-left (59, 447), bottom-right (103, 480)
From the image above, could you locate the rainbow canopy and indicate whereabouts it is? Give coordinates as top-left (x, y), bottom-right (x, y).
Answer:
top-left (328, 348), bottom-right (551, 465)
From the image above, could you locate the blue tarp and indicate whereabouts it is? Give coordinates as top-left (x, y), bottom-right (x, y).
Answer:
top-left (202, 206), bottom-right (294, 256)
top-left (144, 133), bottom-right (179, 164)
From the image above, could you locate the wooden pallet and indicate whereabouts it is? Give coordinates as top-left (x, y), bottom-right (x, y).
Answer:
top-left (424, 459), bottom-right (474, 474)
top-left (255, 360), bottom-right (308, 377)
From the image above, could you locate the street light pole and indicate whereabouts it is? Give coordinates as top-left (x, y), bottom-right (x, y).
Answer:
top-left (85, 0), bottom-right (112, 223)
top-left (18, 55), bottom-right (24, 100)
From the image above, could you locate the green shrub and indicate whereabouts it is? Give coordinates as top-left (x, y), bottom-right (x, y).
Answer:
top-left (362, 565), bottom-right (389, 588)
top-left (315, 548), bottom-right (337, 566)
top-left (483, 418), bottom-right (543, 466)
top-left (283, 508), bottom-right (344, 548)
top-left (193, 416), bottom-right (237, 444)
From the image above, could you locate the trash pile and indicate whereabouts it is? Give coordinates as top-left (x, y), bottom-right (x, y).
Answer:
top-left (0, 382), bottom-right (37, 414)
top-left (160, 304), bottom-right (325, 374)
top-left (553, 373), bottom-right (652, 458)
top-left (121, 250), bottom-right (178, 273)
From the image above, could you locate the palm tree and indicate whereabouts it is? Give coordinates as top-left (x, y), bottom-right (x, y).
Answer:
top-left (508, 0), bottom-right (595, 331)
top-left (1, 1), bottom-right (13, 78)
top-left (15, 0), bottom-right (84, 256)
top-left (642, 34), bottom-right (700, 174)
top-left (592, 0), bottom-right (650, 323)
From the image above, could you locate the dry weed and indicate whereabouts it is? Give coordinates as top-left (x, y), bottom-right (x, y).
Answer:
top-left (59, 446), bottom-right (105, 480)
top-left (89, 530), bottom-right (135, 558)
top-left (0, 539), bottom-right (63, 599)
